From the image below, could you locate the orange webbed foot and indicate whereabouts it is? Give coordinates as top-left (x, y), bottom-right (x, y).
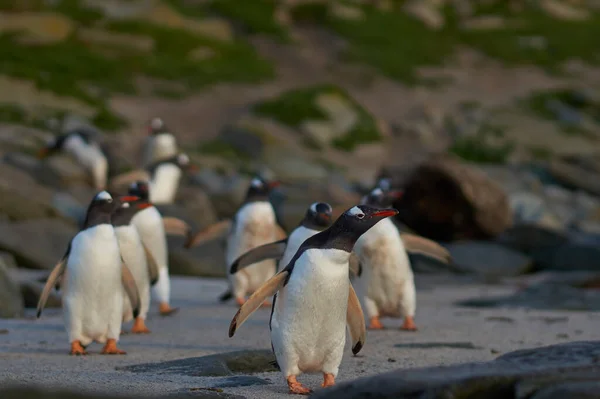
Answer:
top-left (131, 317), bottom-right (151, 334)
top-left (287, 376), bottom-right (312, 395)
top-left (400, 316), bottom-right (418, 331)
top-left (368, 316), bottom-right (384, 330)
top-left (159, 303), bottom-right (179, 316)
top-left (321, 373), bottom-right (335, 388)
top-left (70, 341), bottom-right (88, 356)
top-left (101, 339), bottom-right (126, 355)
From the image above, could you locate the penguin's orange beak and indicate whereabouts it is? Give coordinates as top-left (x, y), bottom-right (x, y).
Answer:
top-left (268, 181), bottom-right (281, 189)
top-left (187, 163), bottom-right (200, 173)
top-left (371, 209), bottom-right (399, 218)
top-left (119, 195), bottom-right (140, 202)
top-left (136, 202), bottom-right (152, 209)
top-left (37, 147), bottom-right (49, 159)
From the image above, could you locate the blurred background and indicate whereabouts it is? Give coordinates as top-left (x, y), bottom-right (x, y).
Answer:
top-left (1, 0), bottom-right (600, 316)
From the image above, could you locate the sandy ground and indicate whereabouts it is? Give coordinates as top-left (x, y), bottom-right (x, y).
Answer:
top-left (1, 275), bottom-right (599, 398)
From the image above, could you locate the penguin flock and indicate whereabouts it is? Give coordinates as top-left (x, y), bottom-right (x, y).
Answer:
top-left (34, 118), bottom-right (454, 395)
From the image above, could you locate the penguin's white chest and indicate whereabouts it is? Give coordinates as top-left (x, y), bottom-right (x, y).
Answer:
top-left (150, 164), bottom-right (181, 204)
top-left (277, 226), bottom-right (318, 271)
top-left (131, 207), bottom-right (167, 268)
top-left (63, 135), bottom-right (107, 188)
top-left (271, 249), bottom-right (349, 373)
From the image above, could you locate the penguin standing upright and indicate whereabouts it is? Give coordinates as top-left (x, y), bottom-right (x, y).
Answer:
top-left (110, 153), bottom-right (195, 205)
top-left (353, 188), bottom-right (453, 331)
top-left (141, 117), bottom-right (178, 168)
top-left (186, 177), bottom-right (281, 306)
top-left (127, 181), bottom-right (184, 316)
top-left (37, 128), bottom-right (109, 190)
top-left (111, 196), bottom-right (160, 333)
top-left (229, 202), bottom-right (333, 274)
top-left (36, 191), bottom-right (141, 355)
top-left (229, 205), bottom-right (398, 394)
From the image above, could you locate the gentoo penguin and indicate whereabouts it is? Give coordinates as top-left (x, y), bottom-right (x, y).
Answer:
top-left (353, 188), bottom-right (452, 331)
top-left (229, 205), bottom-right (398, 394)
top-left (127, 181), bottom-right (188, 316)
top-left (186, 176), bottom-right (283, 306)
top-left (36, 191), bottom-right (141, 355)
top-left (37, 128), bottom-right (109, 190)
top-left (111, 196), bottom-right (160, 333)
top-left (141, 117), bottom-right (178, 168)
top-left (229, 202), bottom-right (333, 274)
top-left (110, 153), bottom-right (196, 205)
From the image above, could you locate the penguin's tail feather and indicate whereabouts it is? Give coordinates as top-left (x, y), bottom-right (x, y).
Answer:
top-left (218, 289), bottom-right (233, 302)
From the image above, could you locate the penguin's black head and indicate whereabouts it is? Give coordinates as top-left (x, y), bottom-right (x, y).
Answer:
top-left (376, 177), bottom-right (392, 191)
top-left (147, 117), bottom-right (168, 135)
top-left (37, 129), bottom-right (95, 159)
top-left (111, 195), bottom-right (152, 226)
top-left (362, 188), bottom-right (403, 208)
top-left (244, 176), bottom-right (280, 202)
top-left (128, 181), bottom-right (150, 201)
top-left (82, 191), bottom-right (125, 229)
top-left (338, 205), bottom-right (398, 236)
top-left (303, 202), bottom-right (333, 229)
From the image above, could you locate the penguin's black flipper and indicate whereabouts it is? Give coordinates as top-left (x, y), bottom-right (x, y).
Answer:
top-left (142, 242), bottom-right (160, 286)
top-left (121, 261), bottom-right (141, 318)
top-left (347, 283), bottom-right (366, 355)
top-left (229, 239), bottom-right (288, 274)
top-left (37, 256), bottom-right (68, 318)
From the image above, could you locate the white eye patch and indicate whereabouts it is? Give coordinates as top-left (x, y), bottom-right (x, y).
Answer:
top-left (250, 178), bottom-right (262, 187)
top-left (347, 206), bottom-right (365, 219)
top-left (121, 203), bottom-right (130, 208)
top-left (371, 188), bottom-right (383, 196)
top-left (178, 154), bottom-right (189, 164)
top-left (309, 202), bottom-right (318, 213)
top-left (151, 118), bottom-right (163, 129)
top-left (96, 191), bottom-right (112, 201)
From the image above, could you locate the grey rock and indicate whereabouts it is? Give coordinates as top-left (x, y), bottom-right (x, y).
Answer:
top-left (529, 381), bottom-right (600, 399)
top-left (219, 124), bottom-right (264, 159)
top-left (446, 241), bottom-right (534, 277)
top-left (51, 192), bottom-right (86, 225)
top-left (532, 243), bottom-right (600, 272)
top-left (496, 224), bottom-right (569, 255)
top-left (0, 218), bottom-right (76, 270)
top-left (211, 376), bottom-right (270, 388)
top-left (36, 155), bottom-right (91, 188)
top-left (3, 152), bottom-right (39, 175)
top-left (394, 342), bottom-right (481, 350)
top-left (0, 251), bottom-right (17, 269)
top-left (0, 387), bottom-right (241, 399)
top-left (167, 236), bottom-right (226, 278)
top-left (172, 388), bottom-right (245, 399)
top-left (310, 341), bottom-right (600, 399)
top-left (457, 281), bottom-right (600, 311)
top-left (0, 258), bottom-right (24, 318)
top-left (173, 186), bottom-right (219, 228)
top-left (118, 349), bottom-right (278, 377)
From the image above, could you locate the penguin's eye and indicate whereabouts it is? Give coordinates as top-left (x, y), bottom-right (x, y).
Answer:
top-left (356, 213), bottom-right (365, 220)
top-left (107, 198), bottom-right (113, 203)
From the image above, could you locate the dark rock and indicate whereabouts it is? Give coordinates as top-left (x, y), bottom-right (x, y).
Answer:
top-left (446, 241), bottom-right (534, 277)
top-left (0, 258), bottom-right (24, 318)
top-left (0, 387), bottom-right (242, 399)
top-left (173, 388), bottom-right (246, 398)
top-left (211, 376), bottom-right (270, 388)
top-left (168, 236), bottom-right (226, 278)
top-left (118, 349), bottom-right (278, 377)
top-left (172, 186), bottom-right (219, 228)
top-left (394, 154), bottom-right (513, 242)
top-left (496, 224), bottom-right (569, 254)
top-left (548, 157), bottom-right (600, 197)
top-left (529, 381), bottom-right (600, 399)
top-left (21, 279), bottom-right (62, 309)
top-left (394, 342), bottom-right (481, 350)
top-left (0, 251), bottom-right (17, 269)
top-left (457, 281), bottom-right (600, 311)
top-left (36, 155), bottom-right (91, 188)
top-left (0, 218), bottom-right (76, 270)
top-left (310, 341), bottom-right (600, 399)
top-left (219, 124), bottom-right (264, 159)
top-left (486, 316), bottom-right (515, 323)
top-left (532, 243), bottom-right (600, 272)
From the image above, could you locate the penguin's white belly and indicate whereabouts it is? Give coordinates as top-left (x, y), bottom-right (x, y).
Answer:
top-left (115, 226), bottom-right (151, 322)
top-left (227, 202), bottom-right (277, 293)
top-left (271, 249), bottom-right (349, 374)
top-left (131, 207), bottom-right (168, 269)
top-left (355, 221), bottom-right (413, 317)
top-left (63, 137), bottom-right (107, 189)
top-left (151, 134), bottom-right (177, 161)
top-left (150, 165), bottom-right (181, 204)
top-left (277, 227), bottom-right (318, 271)
top-left (63, 225), bottom-right (123, 344)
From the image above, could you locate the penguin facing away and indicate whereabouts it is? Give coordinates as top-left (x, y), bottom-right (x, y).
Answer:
top-left (111, 196), bottom-right (161, 334)
top-left (141, 117), bottom-right (178, 168)
top-left (184, 176), bottom-right (286, 306)
top-left (110, 153), bottom-right (197, 205)
top-left (354, 188), bottom-right (453, 331)
top-left (128, 181), bottom-right (183, 316)
top-left (229, 202), bottom-right (334, 275)
top-left (37, 128), bottom-right (109, 190)
top-left (36, 191), bottom-right (141, 355)
top-left (229, 205), bottom-right (398, 394)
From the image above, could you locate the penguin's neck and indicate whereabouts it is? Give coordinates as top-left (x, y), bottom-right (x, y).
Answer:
top-left (300, 216), bottom-right (327, 231)
top-left (82, 212), bottom-right (112, 230)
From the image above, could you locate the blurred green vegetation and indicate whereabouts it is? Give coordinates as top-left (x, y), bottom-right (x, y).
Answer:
top-left (254, 84), bottom-right (382, 151)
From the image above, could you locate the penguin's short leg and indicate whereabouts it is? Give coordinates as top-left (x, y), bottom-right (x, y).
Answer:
top-left (70, 341), bottom-right (88, 356)
top-left (65, 298), bottom-right (88, 355)
top-left (363, 296), bottom-right (384, 330)
top-left (321, 373), bottom-right (335, 388)
top-left (399, 277), bottom-right (417, 331)
top-left (131, 317), bottom-right (151, 334)
top-left (286, 376), bottom-right (312, 395)
top-left (153, 268), bottom-right (178, 316)
top-left (102, 295), bottom-right (127, 355)
top-left (231, 272), bottom-right (249, 307)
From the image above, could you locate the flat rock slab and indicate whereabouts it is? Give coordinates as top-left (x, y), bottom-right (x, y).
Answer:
top-left (311, 341), bottom-right (600, 399)
top-left (0, 387), bottom-right (243, 399)
top-left (118, 350), bottom-right (278, 377)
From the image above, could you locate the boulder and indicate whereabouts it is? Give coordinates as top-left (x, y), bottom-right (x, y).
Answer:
top-left (173, 186), bottom-right (219, 228)
top-left (167, 236), bottom-right (226, 278)
top-left (0, 387), bottom-right (243, 399)
top-left (311, 341), bottom-right (600, 399)
top-left (446, 241), bottom-right (534, 277)
top-left (496, 224), bottom-right (569, 255)
top-left (0, 218), bottom-right (76, 270)
top-left (394, 155), bottom-right (513, 241)
top-left (532, 243), bottom-right (600, 272)
top-left (35, 155), bottom-right (91, 188)
top-left (0, 256), bottom-right (24, 318)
